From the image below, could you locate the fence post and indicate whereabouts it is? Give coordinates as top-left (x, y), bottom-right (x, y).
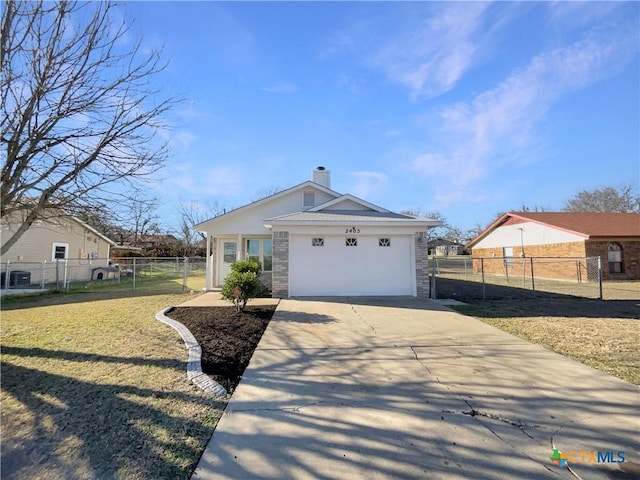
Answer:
top-left (41, 260), bottom-right (46, 289)
top-left (576, 260), bottom-right (581, 283)
top-left (481, 258), bottom-right (486, 300)
top-left (530, 257), bottom-right (535, 292)
top-left (133, 258), bottom-right (136, 290)
top-left (5, 260), bottom-right (11, 289)
top-left (182, 257), bottom-right (188, 292)
top-left (430, 255), bottom-right (436, 299)
top-left (55, 259), bottom-right (60, 291)
top-left (597, 257), bottom-right (603, 300)
top-left (64, 259), bottom-right (69, 291)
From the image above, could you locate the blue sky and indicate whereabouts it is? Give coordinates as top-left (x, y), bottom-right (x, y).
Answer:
top-left (120, 1), bottom-right (639, 232)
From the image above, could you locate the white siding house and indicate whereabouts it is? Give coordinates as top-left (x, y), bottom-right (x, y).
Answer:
top-left (196, 167), bottom-right (441, 297)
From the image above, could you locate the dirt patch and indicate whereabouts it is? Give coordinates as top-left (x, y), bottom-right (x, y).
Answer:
top-left (165, 305), bottom-right (276, 393)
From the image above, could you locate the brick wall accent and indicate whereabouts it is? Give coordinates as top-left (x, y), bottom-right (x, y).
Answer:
top-left (260, 272), bottom-right (273, 292)
top-left (586, 240), bottom-right (640, 280)
top-left (272, 231), bottom-right (289, 297)
top-left (471, 242), bottom-right (590, 281)
top-left (415, 232), bottom-right (430, 297)
top-left (471, 240), bottom-right (640, 281)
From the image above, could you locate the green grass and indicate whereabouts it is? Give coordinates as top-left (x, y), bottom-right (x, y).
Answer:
top-left (1, 284), bottom-right (224, 479)
top-left (452, 299), bottom-right (640, 385)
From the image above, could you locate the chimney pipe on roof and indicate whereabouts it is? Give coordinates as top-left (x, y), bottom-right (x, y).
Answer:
top-left (312, 166), bottom-right (330, 189)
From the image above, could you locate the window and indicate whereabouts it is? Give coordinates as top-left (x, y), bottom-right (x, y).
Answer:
top-left (312, 237), bottom-right (324, 247)
top-left (608, 243), bottom-right (623, 273)
top-left (346, 238), bottom-right (358, 247)
top-left (52, 242), bottom-right (69, 261)
top-left (303, 191), bottom-right (315, 207)
top-left (264, 239), bottom-right (272, 272)
top-left (246, 238), bottom-right (273, 271)
top-left (223, 242), bottom-right (237, 264)
top-left (503, 246), bottom-right (514, 266)
top-left (379, 238), bottom-right (391, 247)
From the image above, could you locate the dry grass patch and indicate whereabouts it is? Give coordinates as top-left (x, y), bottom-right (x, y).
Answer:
top-left (452, 298), bottom-right (640, 385)
top-left (1, 290), bottom-right (224, 480)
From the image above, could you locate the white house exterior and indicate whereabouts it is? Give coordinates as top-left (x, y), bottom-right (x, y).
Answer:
top-left (196, 167), bottom-right (441, 297)
top-left (1, 211), bottom-right (117, 287)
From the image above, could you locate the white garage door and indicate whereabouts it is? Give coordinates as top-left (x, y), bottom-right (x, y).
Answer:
top-left (289, 235), bottom-right (414, 296)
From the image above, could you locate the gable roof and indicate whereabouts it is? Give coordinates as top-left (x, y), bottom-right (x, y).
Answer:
top-left (307, 194), bottom-right (390, 213)
top-left (71, 216), bottom-right (119, 246)
top-left (467, 212), bottom-right (640, 248)
top-left (265, 210), bottom-right (422, 224)
top-left (195, 180), bottom-right (340, 230)
top-left (265, 192), bottom-right (441, 227)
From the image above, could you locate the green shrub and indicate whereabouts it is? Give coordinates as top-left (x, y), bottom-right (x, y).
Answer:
top-left (221, 260), bottom-right (262, 312)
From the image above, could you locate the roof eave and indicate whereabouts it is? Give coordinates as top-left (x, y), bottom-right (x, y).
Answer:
top-left (195, 181), bottom-right (342, 231)
top-left (264, 219), bottom-right (442, 229)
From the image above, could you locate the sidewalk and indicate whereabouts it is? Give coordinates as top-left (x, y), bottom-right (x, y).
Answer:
top-left (191, 297), bottom-right (639, 480)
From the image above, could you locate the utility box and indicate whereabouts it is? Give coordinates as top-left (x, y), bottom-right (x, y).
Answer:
top-left (1, 270), bottom-right (31, 288)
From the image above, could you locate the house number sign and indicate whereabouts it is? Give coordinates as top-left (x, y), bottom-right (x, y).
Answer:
top-left (345, 227), bottom-right (360, 234)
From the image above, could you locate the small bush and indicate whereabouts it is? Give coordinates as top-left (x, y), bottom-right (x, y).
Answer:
top-left (221, 260), bottom-right (262, 312)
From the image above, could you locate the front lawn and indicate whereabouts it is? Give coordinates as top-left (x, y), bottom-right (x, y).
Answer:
top-left (1, 290), bottom-right (225, 480)
top-left (451, 298), bottom-right (640, 385)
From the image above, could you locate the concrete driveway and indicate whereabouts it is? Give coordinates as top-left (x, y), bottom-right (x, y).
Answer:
top-left (192, 297), bottom-right (639, 480)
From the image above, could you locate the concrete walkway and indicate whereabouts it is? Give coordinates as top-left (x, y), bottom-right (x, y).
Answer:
top-left (191, 297), bottom-right (639, 480)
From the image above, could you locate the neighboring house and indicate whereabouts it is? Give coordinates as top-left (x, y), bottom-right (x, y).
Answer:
top-left (1, 211), bottom-right (118, 287)
top-left (465, 212), bottom-right (640, 281)
top-left (429, 238), bottom-right (466, 256)
top-left (196, 167), bottom-right (442, 297)
top-left (120, 234), bottom-right (181, 250)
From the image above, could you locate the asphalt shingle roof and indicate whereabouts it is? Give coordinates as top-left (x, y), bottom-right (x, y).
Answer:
top-left (511, 212), bottom-right (640, 237)
top-left (266, 210), bottom-right (418, 222)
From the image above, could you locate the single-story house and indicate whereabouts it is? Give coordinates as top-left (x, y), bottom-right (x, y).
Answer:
top-left (465, 212), bottom-right (640, 281)
top-left (196, 167), bottom-right (442, 297)
top-left (1, 210), bottom-right (118, 287)
top-left (429, 238), bottom-right (466, 256)
top-left (120, 233), bottom-right (181, 250)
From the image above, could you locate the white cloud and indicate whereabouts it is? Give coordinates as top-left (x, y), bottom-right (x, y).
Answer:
top-left (411, 27), bottom-right (639, 205)
top-left (349, 171), bottom-right (389, 199)
top-left (374, 3), bottom-right (489, 100)
top-left (173, 131), bottom-right (196, 150)
top-left (167, 165), bottom-right (243, 197)
top-left (261, 82), bottom-right (299, 94)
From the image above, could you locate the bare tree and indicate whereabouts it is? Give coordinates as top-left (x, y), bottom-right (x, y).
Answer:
top-left (121, 195), bottom-right (160, 244)
top-left (401, 209), bottom-right (448, 242)
top-left (177, 200), bottom-right (225, 255)
top-left (1, 1), bottom-right (177, 255)
top-left (563, 184), bottom-right (640, 213)
top-left (252, 186), bottom-right (284, 202)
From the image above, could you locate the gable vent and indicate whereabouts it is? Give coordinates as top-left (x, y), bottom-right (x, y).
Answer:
top-left (303, 191), bottom-right (315, 207)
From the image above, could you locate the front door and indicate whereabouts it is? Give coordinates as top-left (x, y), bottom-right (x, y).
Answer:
top-left (219, 241), bottom-right (237, 284)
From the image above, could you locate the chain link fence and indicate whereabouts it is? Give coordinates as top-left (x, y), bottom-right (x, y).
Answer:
top-left (429, 255), bottom-right (608, 300)
top-left (1, 257), bottom-right (206, 295)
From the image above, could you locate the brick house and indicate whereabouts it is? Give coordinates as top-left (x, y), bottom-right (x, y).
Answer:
top-left (196, 167), bottom-right (442, 297)
top-left (465, 212), bottom-right (640, 281)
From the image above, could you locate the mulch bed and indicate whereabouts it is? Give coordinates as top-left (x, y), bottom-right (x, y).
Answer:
top-left (165, 305), bottom-right (276, 393)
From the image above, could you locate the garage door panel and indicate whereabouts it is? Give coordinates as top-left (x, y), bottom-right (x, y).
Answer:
top-left (289, 235), bottom-right (414, 296)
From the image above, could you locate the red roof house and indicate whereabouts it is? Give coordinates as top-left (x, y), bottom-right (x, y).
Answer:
top-left (466, 212), bottom-right (640, 280)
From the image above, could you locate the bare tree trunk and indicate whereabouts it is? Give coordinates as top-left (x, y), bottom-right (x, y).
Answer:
top-left (1, 0), bottom-right (177, 254)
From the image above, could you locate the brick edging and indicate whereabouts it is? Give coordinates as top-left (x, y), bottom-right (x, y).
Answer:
top-left (155, 307), bottom-right (227, 398)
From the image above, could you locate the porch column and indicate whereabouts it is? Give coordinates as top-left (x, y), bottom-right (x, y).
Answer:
top-left (237, 234), bottom-right (243, 261)
top-left (206, 234), bottom-right (213, 290)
